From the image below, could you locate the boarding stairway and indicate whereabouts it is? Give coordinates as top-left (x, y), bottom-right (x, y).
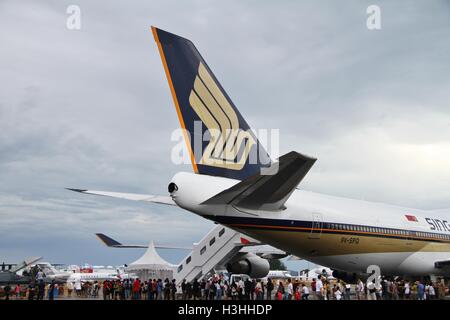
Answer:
top-left (173, 225), bottom-right (251, 284)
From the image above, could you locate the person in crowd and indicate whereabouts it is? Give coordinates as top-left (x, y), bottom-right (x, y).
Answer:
top-left (294, 286), bottom-right (301, 301)
top-left (204, 280), bottom-right (211, 300)
top-left (277, 281), bottom-right (285, 300)
top-left (344, 282), bottom-right (351, 300)
top-left (380, 278), bottom-right (388, 300)
top-left (366, 281), bottom-right (377, 300)
top-left (3, 284), bottom-right (11, 300)
top-left (192, 278), bottom-right (200, 300)
top-left (427, 282), bottom-right (436, 300)
top-left (102, 280), bottom-right (109, 300)
top-left (180, 279), bottom-right (186, 300)
top-left (54, 283), bottom-right (59, 300)
top-left (244, 278), bottom-right (252, 300)
top-left (118, 280), bottom-right (125, 300)
top-left (37, 280), bottom-right (45, 300)
top-left (287, 278), bottom-right (293, 300)
top-left (28, 282), bottom-right (36, 300)
top-left (250, 279), bottom-right (256, 300)
top-left (417, 281), bottom-right (425, 300)
top-left (170, 279), bottom-right (177, 300)
top-left (255, 280), bottom-right (262, 300)
top-left (391, 280), bottom-right (399, 300)
top-left (276, 287), bottom-right (283, 300)
top-left (375, 280), bottom-right (383, 300)
top-left (311, 278), bottom-right (316, 299)
top-left (301, 283), bottom-right (309, 300)
top-left (266, 278), bottom-right (273, 300)
top-left (140, 281), bottom-right (146, 300)
top-left (404, 281), bottom-right (410, 300)
top-left (132, 278), bottom-right (141, 300)
top-left (315, 276), bottom-right (323, 300)
top-left (66, 281), bottom-right (74, 297)
top-left (109, 280), bottom-right (116, 300)
top-left (185, 280), bottom-right (192, 300)
top-left (145, 279), bottom-right (152, 300)
top-left (334, 285), bottom-right (342, 300)
top-left (438, 279), bottom-right (446, 300)
top-left (36, 269), bottom-right (44, 282)
top-left (14, 284), bottom-right (21, 299)
top-left (215, 280), bottom-right (222, 300)
top-left (230, 281), bottom-right (238, 300)
top-left (75, 280), bottom-right (82, 297)
top-left (224, 280), bottom-right (231, 300)
top-left (48, 280), bottom-right (55, 300)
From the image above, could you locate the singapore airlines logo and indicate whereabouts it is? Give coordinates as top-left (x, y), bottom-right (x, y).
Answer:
top-left (189, 62), bottom-right (256, 170)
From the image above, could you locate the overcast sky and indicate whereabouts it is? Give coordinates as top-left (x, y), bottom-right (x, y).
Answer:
top-left (1, 0), bottom-right (449, 271)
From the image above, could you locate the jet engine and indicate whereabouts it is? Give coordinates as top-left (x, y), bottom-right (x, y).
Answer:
top-left (226, 253), bottom-right (270, 279)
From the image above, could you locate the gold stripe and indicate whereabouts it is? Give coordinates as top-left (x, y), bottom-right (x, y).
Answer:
top-left (232, 227), bottom-right (450, 256)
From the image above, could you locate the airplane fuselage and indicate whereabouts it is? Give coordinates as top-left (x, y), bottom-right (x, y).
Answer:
top-left (170, 172), bottom-right (450, 277)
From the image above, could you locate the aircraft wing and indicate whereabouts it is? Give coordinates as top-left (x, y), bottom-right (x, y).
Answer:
top-left (67, 189), bottom-right (175, 206)
top-left (202, 151), bottom-right (316, 211)
top-left (95, 233), bottom-right (192, 250)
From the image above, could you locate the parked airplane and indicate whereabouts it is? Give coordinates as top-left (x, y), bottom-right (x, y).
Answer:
top-left (34, 262), bottom-right (119, 283)
top-left (265, 270), bottom-right (293, 280)
top-left (0, 257), bottom-right (42, 285)
top-left (69, 27), bottom-right (450, 280)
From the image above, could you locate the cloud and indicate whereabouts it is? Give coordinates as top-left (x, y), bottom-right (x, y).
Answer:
top-left (0, 0), bottom-right (449, 269)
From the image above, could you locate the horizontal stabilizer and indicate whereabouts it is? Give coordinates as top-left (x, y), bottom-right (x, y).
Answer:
top-left (67, 189), bottom-right (175, 206)
top-left (95, 233), bottom-right (147, 248)
top-left (95, 233), bottom-right (191, 250)
top-left (202, 151), bottom-right (316, 211)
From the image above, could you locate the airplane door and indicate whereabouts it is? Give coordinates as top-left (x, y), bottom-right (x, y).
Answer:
top-left (309, 213), bottom-right (323, 239)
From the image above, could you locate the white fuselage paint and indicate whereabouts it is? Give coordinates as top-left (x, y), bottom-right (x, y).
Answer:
top-left (169, 172), bottom-right (450, 276)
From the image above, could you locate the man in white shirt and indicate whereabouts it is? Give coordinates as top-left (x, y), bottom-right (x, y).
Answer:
top-left (315, 277), bottom-right (323, 300)
top-left (357, 279), bottom-right (365, 300)
top-left (404, 281), bottom-right (410, 299)
top-left (238, 279), bottom-right (245, 298)
top-left (428, 283), bottom-right (436, 300)
top-left (36, 270), bottom-right (44, 281)
top-left (287, 279), bottom-right (293, 300)
top-left (366, 281), bottom-right (377, 300)
top-left (334, 288), bottom-right (342, 300)
top-left (301, 284), bottom-right (310, 300)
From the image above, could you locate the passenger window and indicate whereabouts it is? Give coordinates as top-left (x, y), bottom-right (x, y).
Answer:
top-left (209, 237), bottom-right (216, 246)
top-left (219, 228), bottom-right (225, 237)
top-left (200, 246), bottom-right (206, 255)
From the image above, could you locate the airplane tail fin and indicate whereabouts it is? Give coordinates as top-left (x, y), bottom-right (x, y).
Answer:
top-left (152, 27), bottom-right (271, 180)
top-left (10, 256), bottom-right (42, 273)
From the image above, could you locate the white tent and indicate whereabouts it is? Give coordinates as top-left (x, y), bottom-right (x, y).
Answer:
top-left (125, 241), bottom-right (174, 280)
